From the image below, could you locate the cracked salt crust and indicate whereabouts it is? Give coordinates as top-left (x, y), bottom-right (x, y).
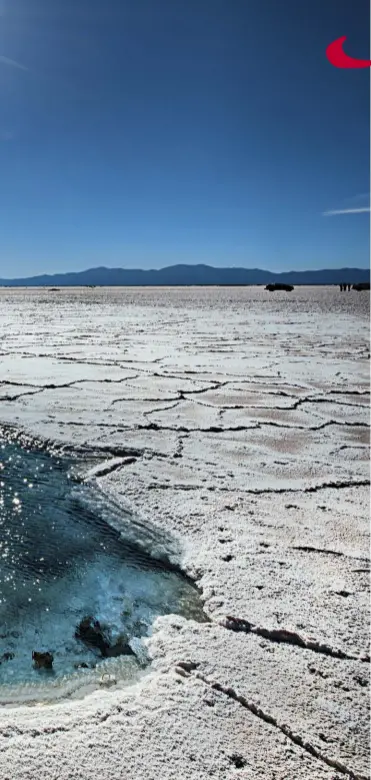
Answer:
top-left (0, 286), bottom-right (369, 780)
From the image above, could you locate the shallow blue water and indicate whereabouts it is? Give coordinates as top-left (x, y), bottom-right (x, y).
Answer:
top-left (0, 439), bottom-right (205, 687)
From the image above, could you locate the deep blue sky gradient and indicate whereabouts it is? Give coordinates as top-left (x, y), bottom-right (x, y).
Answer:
top-left (0, 0), bottom-right (369, 276)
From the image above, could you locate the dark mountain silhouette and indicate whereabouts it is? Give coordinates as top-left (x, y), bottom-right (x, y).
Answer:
top-left (0, 264), bottom-right (369, 287)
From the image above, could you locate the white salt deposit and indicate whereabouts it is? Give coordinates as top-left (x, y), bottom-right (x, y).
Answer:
top-left (0, 285), bottom-right (369, 779)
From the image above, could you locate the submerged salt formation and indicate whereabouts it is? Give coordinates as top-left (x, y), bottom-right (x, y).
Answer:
top-left (32, 651), bottom-right (53, 670)
top-left (75, 616), bottom-right (135, 658)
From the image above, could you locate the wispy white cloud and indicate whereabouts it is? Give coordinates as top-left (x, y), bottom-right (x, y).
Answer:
top-left (0, 55), bottom-right (28, 71)
top-left (323, 207), bottom-right (371, 216)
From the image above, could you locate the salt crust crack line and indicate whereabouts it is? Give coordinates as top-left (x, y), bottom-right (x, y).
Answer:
top-left (1, 373), bottom-right (370, 408)
top-left (146, 478), bottom-right (370, 494)
top-left (219, 616), bottom-right (368, 662)
top-left (174, 662), bottom-right (369, 780)
top-left (291, 545), bottom-right (369, 562)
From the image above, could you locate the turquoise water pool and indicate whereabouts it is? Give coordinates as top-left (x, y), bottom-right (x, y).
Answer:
top-left (0, 438), bottom-right (205, 689)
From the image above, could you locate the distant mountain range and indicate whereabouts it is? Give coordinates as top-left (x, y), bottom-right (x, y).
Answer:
top-left (0, 264), bottom-right (369, 287)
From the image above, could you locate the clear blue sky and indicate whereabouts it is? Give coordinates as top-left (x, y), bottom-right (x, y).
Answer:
top-left (0, 0), bottom-right (369, 276)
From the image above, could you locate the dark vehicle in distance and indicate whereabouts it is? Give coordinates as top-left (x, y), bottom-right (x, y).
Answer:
top-left (265, 283), bottom-right (294, 292)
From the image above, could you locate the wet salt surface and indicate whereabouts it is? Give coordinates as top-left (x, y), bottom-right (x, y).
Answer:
top-left (0, 439), bottom-right (206, 688)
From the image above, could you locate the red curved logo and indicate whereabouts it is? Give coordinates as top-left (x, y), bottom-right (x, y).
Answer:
top-left (326, 36), bottom-right (371, 68)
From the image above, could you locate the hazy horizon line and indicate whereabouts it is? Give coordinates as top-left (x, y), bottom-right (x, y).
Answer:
top-left (0, 262), bottom-right (370, 282)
